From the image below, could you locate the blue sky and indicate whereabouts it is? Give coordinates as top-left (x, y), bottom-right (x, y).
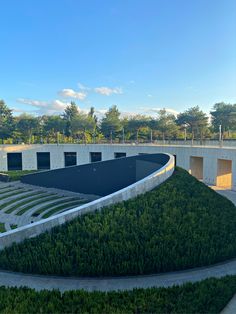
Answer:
top-left (0, 0), bottom-right (235, 117)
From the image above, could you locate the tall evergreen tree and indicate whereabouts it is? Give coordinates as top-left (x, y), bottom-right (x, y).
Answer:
top-left (63, 102), bottom-right (79, 137)
top-left (100, 105), bottom-right (122, 139)
top-left (0, 100), bottom-right (14, 143)
top-left (210, 102), bottom-right (236, 137)
top-left (176, 106), bottom-right (208, 141)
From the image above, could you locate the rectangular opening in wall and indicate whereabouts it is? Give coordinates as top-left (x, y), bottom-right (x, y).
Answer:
top-left (189, 156), bottom-right (203, 180)
top-left (217, 159), bottom-right (232, 188)
top-left (37, 152), bottom-right (50, 170)
top-left (7, 153), bottom-right (22, 170)
top-left (114, 152), bottom-right (126, 159)
top-left (173, 154), bottom-right (177, 165)
top-left (64, 152), bottom-right (77, 167)
top-left (90, 152), bottom-right (102, 163)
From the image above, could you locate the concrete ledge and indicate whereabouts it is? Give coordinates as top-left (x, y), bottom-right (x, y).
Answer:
top-left (0, 173), bottom-right (9, 182)
top-left (0, 154), bottom-right (175, 250)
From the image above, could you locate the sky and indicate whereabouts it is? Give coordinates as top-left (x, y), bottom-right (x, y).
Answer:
top-left (0, 0), bottom-right (235, 117)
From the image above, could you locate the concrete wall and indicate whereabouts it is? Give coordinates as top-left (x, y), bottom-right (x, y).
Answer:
top-left (21, 154), bottom-right (169, 196)
top-left (0, 143), bottom-right (236, 190)
top-left (190, 156), bottom-right (203, 180)
top-left (0, 153), bottom-right (174, 250)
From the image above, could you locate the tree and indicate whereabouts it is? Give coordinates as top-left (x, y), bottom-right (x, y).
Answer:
top-left (63, 102), bottom-right (79, 137)
top-left (176, 106), bottom-right (208, 141)
top-left (0, 100), bottom-right (14, 143)
top-left (71, 112), bottom-right (96, 143)
top-left (100, 105), bottom-right (122, 139)
top-left (42, 115), bottom-right (66, 142)
top-left (210, 103), bottom-right (236, 137)
top-left (126, 115), bottom-right (151, 141)
top-left (88, 106), bottom-right (98, 124)
top-left (156, 109), bottom-right (179, 141)
top-left (15, 114), bottom-right (39, 144)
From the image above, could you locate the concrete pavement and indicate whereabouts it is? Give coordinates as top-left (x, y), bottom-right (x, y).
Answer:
top-left (0, 257), bottom-right (236, 292)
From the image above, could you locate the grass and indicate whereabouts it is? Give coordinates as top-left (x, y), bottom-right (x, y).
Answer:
top-left (1, 170), bottom-right (38, 181)
top-left (0, 189), bottom-right (28, 201)
top-left (3, 192), bottom-right (48, 214)
top-left (0, 188), bottom-right (15, 195)
top-left (10, 224), bottom-right (18, 230)
top-left (32, 198), bottom-right (83, 217)
top-left (0, 223), bottom-right (6, 233)
top-left (0, 192), bottom-right (46, 214)
top-left (0, 186), bottom-right (10, 190)
top-left (16, 195), bottom-right (65, 216)
top-left (41, 200), bottom-right (88, 218)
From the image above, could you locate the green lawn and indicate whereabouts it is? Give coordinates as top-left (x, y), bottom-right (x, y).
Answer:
top-left (0, 222), bottom-right (6, 233)
top-left (3, 192), bottom-right (49, 214)
top-left (2, 170), bottom-right (38, 181)
top-left (16, 195), bottom-right (62, 216)
top-left (41, 199), bottom-right (88, 218)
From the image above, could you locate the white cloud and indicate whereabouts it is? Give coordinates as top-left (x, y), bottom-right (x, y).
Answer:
top-left (59, 88), bottom-right (87, 100)
top-left (17, 98), bottom-right (71, 115)
top-left (147, 94), bottom-right (152, 98)
top-left (139, 107), bottom-right (179, 116)
top-left (77, 82), bottom-right (90, 91)
top-left (94, 86), bottom-right (123, 96)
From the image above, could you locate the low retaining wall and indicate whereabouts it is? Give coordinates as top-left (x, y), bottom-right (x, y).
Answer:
top-left (0, 154), bottom-right (175, 250)
top-left (0, 173), bottom-right (9, 182)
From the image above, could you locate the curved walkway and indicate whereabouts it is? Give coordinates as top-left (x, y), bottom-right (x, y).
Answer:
top-left (0, 258), bottom-right (236, 292)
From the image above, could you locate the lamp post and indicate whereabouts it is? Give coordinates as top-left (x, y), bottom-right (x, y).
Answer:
top-left (219, 124), bottom-right (222, 145)
top-left (110, 130), bottom-right (113, 144)
top-left (184, 126), bottom-right (187, 142)
top-left (122, 127), bottom-right (125, 144)
top-left (150, 129), bottom-right (153, 143)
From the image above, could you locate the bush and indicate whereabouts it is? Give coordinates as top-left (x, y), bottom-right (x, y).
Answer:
top-left (0, 168), bottom-right (235, 276)
top-left (0, 276), bottom-right (235, 313)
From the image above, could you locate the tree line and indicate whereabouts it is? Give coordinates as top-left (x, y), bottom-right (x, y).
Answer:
top-left (0, 99), bottom-right (236, 144)
top-left (0, 168), bottom-right (236, 277)
top-left (0, 276), bottom-right (235, 313)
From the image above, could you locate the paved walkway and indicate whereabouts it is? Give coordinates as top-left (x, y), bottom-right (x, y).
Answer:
top-left (211, 186), bottom-right (236, 206)
top-left (0, 258), bottom-right (236, 292)
top-left (221, 294), bottom-right (236, 314)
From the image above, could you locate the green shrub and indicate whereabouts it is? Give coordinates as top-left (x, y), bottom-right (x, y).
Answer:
top-left (0, 168), bottom-right (235, 276)
top-left (0, 276), bottom-right (235, 313)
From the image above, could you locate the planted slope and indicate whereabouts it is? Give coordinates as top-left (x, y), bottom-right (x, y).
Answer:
top-left (0, 168), bottom-right (236, 276)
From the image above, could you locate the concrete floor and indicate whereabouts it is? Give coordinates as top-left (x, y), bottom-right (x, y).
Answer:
top-left (211, 186), bottom-right (236, 206)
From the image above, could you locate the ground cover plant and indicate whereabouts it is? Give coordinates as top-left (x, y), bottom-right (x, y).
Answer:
top-left (0, 168), bottom-right (235, 276)
top-left (2, 170), bottom-right (38, 181)
top-left (0, 276), bottom-right (235, 314)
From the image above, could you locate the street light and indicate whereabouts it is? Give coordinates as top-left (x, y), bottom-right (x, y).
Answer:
top-left (110, 130), bottom-right (113, 144)
top-left (122, 127), bottom-right (125, 144)
top-left (219, 124), bottom-right (222, 144)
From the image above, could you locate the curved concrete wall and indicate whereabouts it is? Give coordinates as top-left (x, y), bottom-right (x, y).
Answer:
top-left (0, 153), bottom-right (174, 250)
top-left (0, 143), bottom-right (235, 190)
top-left (21, 153), bottom-right (170, 196)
